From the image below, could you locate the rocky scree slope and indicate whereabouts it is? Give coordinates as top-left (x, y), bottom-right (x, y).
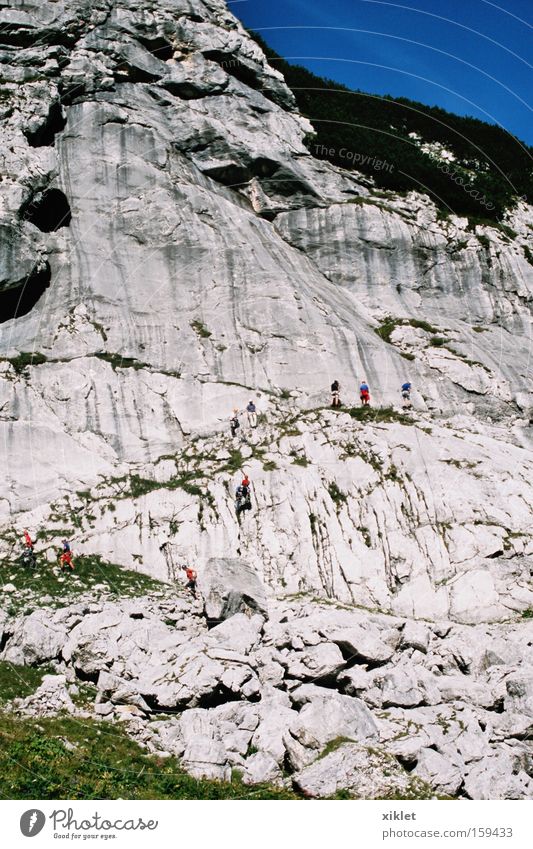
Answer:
top-left (0, 0), bottom-right (532, 798)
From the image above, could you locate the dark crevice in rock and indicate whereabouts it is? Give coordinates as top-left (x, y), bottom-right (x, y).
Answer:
top-left (202, 50), bottom-right (262, 91)
top-left (0, 262), bottom-right (51, 323)
top-left (0, 630), bottom-right (11, 653)
top-left (485, 697), bottom-right (505, 713)
top-left (136, 36), bottom-right (174, 62)
top-left (21, 189), bottom-right (72, 232)
top-left (335, 645), bottom-right (390, 671)
top-left (24, 100), bottom-right (66, 147)
top-left (300, 671), bottom-right (345, 690)
top-left (487, 549), bottom-right (504, 559)
top-left (114, 60), bottom-right (162, 85)
top-left (141, 695), bottom-right (181, 714)
top-left (396, 753), bottom-right (417, 772)
top-left (201, 161), bottom-right (251, 188)
top-left (73, 667), bottom-right (99, 684)
top-left (196, 685), bottom-right (243, 709)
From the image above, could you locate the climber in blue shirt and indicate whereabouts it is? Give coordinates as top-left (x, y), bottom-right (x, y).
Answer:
top-left (401, 382), bottom-right (412, 407)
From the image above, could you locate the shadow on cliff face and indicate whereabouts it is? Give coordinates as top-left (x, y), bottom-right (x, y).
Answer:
top-left (24, 101), bottom-right (66, 148)
top-left (0, 262), bottom-right (51, 323)
top-left (21, 189), bottom-right (72, 233)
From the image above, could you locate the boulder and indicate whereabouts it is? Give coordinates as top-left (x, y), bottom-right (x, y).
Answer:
top-left (2, 612), bottom-right (67, 665)
top-left (201, 558), bottom-right (268, 622)
top-left (242, 751), bottom-right (283, 785)
top-left (284, 684), bottom-right (378, 770)
top-left (293, 743), bottom-right (419, 799)
top-left (181, 737), bottom-right (231, 782)
top-left (208, 613), bottom-right (264, 654)
top-left (326, 626), bottom-right (395, 664)
top-left (401, 620), bottom-right (430, 653)
top-left (285, 642), bottom-right (345, 681)
top-left (414, 748), bottom-right (463, 796)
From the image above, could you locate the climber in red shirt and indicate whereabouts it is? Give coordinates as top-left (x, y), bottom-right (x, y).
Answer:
top-left (23, 529), bottom-right (34, 550)
top-left (182, 565), bottom-right (197, 597)
top-left (59, 540), bottom-right (74, 571)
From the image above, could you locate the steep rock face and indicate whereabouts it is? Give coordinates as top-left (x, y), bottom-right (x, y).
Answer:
top-left (1, 0), bottom-right (532, 608)
top-left (0, 0), bottom-right (532, 799)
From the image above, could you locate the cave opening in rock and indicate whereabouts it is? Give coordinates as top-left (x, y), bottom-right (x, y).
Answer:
top-left (22, 189), bottom-right (72, 232)
top-left (203, 49), bottom-right (261, 91)
top-left (137, 35), bottom-right (174, 61)
top-left (24, 101), bottom-right (66, 147)
top-left (0, 262), bottom-right (51, 323)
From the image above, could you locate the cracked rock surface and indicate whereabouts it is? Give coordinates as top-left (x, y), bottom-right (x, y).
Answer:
top-left (0, 0), bottom-right (532, 799)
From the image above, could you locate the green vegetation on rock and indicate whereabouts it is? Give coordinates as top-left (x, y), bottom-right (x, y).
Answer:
top-left (0, 662), bottom-right (53, 704)
top-left (375, 317), bottom-right (439, 344)
top-left (248, 32), bottom-right (532, 221)
top-left (2, 351), bottom-right (47, 374)
top-left (0, 714), bottom-right (298, 800)
top-left (0, 554), bottom-right (165, 614)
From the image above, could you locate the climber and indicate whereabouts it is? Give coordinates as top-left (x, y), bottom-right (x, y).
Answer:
top-left (360, 381), bottom-right (371, 407)
top-left (241, 474), bottom-right (251, 497)
top-left (19, 545), bottom-right (36, 569)
top-left (58, 539), bottom-right (74, 570)
top-left (230, 408), bottom-right (240, 438)
top-left (246, 400), bottom-right (257, 428)
top-left (182, 565), bottom-right (197, 597)
top-left (235, 484), bottom-right (252, 517)
top-left (401, 381), bottom-right (412, 408)
top-left (20, 530), bottom-right (36, 567)
top-left (331, 380), bottom-right (341, 408)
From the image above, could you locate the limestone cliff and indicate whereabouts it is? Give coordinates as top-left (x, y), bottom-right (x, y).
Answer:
top-left (0, 0), bottom-right (532, 799)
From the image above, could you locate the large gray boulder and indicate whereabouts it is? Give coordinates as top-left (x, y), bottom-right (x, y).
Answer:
top-left (293, 743), bottom-right (420, 799)
top-left (2, 611), bottom-right (67, 665)
top-left (200, 558), bottom-right (268, 622)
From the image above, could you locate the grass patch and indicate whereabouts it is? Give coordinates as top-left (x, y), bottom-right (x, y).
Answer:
top-left (113, 472), bottom-right (205, 501)
top-left (345, 406), bottom-right (412, 425)
top-left (375, 317), bottom-right (439, 344)
top-left (524, 246), bottom-right (533, 266)
top-left (429, 336), bottom-right (447, 347)
top-left (0, 713), bottom-right (298, 800)
top-left (400, 351), bottom-right (416, 361)
top-left (0, 662), bottom-right (53, 705)
top-left (262, 460), bottom-right (277, 471)
top-left (292, 455), bottom-right (309, 467)
top-left (221, 449), bottom-right (245, 474)
top-left (0, 554), bottom-right (165, 614)
top-left (190, 319), bottom-right (212, 339)
top-left (95, 353), bottom-right (148, 371)
top-left (476, 234), bottom-right (491, 251)
top-left (357, 526), bottom-right (372, 548)
top-left (318, 736), bottom-right (354, 759)
top-left (327, 482), bottom-right (347, 505)
top-left (521, 609), bottom-right (533, 619)
top-left (3, 352), bottom-right (47, 375)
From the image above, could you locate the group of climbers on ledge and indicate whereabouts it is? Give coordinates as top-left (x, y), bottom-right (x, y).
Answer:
top-left (331, 380), bottom-right (412, 409)
top-left (19, 532), bottom-right (75, 571)
top-left (230, 381), bottom-right (413, 440)
top-left (230, 400), bottom-right (257, 437)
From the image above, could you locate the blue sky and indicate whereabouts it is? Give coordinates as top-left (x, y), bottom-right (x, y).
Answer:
top-left (234, 0), bottom-right (532, 145)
